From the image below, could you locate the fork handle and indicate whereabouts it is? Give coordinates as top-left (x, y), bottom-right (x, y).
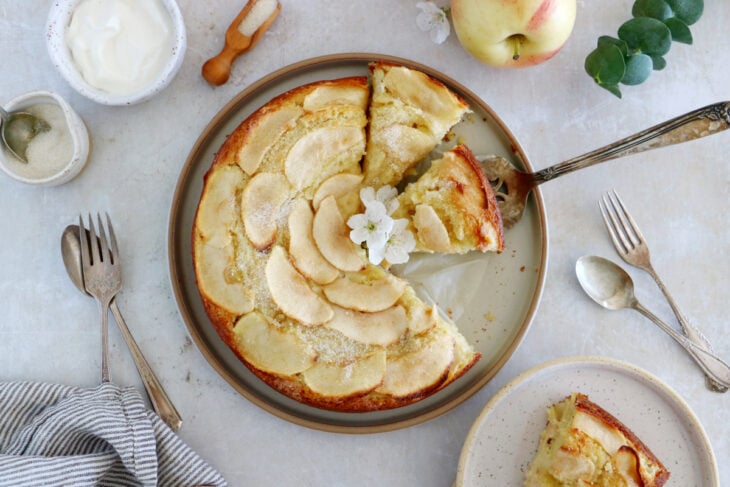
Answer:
top-left (99, 301), bottom-right (111, 383)
top-left (534, 101), bottom-right (730, 183)
top-left (645, 266), bottom-right (728, 392)
top-left (110, 299), bottom-right (183, 431)
top-left (634, 303), bottom-right (730, 389)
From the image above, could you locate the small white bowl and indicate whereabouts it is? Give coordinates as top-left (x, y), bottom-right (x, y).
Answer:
top-left (46, 0), bottom-right (187, 106)
top-left (0, 91), bottom-right (90, 186)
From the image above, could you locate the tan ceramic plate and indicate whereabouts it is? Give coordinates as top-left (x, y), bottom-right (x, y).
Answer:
top-left (168, 53), bottom-right (548, 433)
top-left (456, 356), bottom-right (719, 486)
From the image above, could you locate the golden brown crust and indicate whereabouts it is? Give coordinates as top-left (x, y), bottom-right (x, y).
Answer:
top-left (450, 144), bottom-right (505, 252)
top-left (573, 393), bottom-right (670, 487)
top-left (243, 348), bottom-right (481, 413)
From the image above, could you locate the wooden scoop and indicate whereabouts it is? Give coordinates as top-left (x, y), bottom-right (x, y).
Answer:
top-left (202, 0), bottom-right (281, 86)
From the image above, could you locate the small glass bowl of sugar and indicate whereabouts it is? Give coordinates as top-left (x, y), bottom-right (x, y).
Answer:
top-left (0, 91), bottom-right (90, 186)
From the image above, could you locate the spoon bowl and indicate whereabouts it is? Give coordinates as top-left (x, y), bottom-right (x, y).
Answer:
top-left (0, 106), bottom-right (50, 162)
top-left (575, 255), bottom-right (637, 311)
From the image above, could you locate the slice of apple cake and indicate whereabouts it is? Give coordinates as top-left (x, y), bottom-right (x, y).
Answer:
top-left (525, 393), bottom-right (670, 487)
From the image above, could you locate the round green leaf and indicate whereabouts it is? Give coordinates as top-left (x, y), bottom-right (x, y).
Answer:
top-left (664, 17), bottom-right (693, 44)
top-left (632, 0), bottom-right (672, 20)
top-left (598, 35), bottom-right (629, 56)
top-left (650, 54), bottom-right (667, 70)
top-left (621, 54), bottom-right (654, 85)
top-left (665, 0), bottom-right (704, 25)
top-left (585, 44), bottom-right (626, 86)
top-left (618, 17), bottom-right (672, 55)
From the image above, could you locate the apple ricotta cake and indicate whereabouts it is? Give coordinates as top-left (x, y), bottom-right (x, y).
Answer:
top-left (192, 62), bottom-right (504, 411)
top-left (525, 393), bottom-right (670, 487)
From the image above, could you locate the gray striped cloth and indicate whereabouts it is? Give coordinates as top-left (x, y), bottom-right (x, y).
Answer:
top-left (0, 382), bottom-right (227, 487)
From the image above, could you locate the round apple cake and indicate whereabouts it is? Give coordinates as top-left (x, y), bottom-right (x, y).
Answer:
top-left (192, 62), bottom-right (504, 411)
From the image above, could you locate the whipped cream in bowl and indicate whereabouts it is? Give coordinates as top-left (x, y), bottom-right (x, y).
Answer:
top-left (46, 0), bottom-right (187, 106)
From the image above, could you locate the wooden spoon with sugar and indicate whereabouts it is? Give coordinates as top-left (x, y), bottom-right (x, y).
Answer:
top-left (202, 0), bottom-right (281, 86)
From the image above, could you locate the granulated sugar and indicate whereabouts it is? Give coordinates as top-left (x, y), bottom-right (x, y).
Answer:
top-left (4, 103), bottom-right (73, 180)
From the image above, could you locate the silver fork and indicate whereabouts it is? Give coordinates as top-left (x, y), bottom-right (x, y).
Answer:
top-left (599, 191), bottom-right (728, 392)
top-left (79, 213), bottom-right (121, 383)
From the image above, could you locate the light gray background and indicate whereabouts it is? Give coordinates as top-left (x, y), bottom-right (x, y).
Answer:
top-left (1, 1), bottom-right (727, 485)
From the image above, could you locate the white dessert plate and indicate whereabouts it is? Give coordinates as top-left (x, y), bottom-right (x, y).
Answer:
top-left (456, 356), bottom-right (719, 486)
top-left (168, 53), bottom-right (548, 432)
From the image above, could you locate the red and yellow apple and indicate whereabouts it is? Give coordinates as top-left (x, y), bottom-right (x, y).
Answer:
top-left (451, 0), bottom-right (577, 68)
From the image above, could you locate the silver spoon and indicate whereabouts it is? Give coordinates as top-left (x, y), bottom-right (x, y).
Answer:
top-left (575, 255), bottom-right (730, 389)
top-left (0, 105), bottom-right (50, 163)
top-left (62, 224), bottom-right (183, 431)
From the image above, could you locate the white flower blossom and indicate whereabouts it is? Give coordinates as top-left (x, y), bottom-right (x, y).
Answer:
top-left (383, 218), bottom-right (416, 264)
top-left (416, 2), bottom-right (450, 44)
top-left (349, 186), bottom-right (415, 265)
top-left (359, 185), bottom-right (400, 215)
top-left (347, 199), bottom-right (393, 250)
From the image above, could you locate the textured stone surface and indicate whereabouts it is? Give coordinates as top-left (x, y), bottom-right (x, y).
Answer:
top-left (0, 1), bottom-right (727, 485)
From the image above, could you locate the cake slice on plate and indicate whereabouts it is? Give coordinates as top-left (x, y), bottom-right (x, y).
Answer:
top-left (525, 393), bottom-right (670, 487)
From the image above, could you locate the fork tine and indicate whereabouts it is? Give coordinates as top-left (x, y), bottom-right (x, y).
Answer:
top-left (607, 191), bottom-right (639, 249)
top-left (79, 215), bottom-right (90, 269)
top-left (96, 213), bottom-right (111, 264)
top-left (599, 198), bottom-right (622, 252)
top-left (611, 190), bottom-right (648, 247)
top-left (600, 194), bottom-right (630, 253)
top-left (88, 212), bottom-right (101, 266)
top-left (105, 213), bottom-right (119, 265)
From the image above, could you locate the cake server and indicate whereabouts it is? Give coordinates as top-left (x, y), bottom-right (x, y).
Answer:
top-left (482, 101), bottom-right (730, 228)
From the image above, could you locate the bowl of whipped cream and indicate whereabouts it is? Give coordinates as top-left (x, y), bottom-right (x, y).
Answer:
top-left (46, 0), bottom-right (187, 106)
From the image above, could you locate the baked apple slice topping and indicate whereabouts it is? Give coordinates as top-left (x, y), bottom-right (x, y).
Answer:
top-left (312, 195), bottom-right (367, 272)
top-left (287, 198), bottom-right (339, 285)
top-left (301, 350), bottom-right (386, 398)
top-left (284, 126), bottom-right (365, 192)
top-left (193, 242), bottom-right (253, 315)
top-left (195, 164), bottom-right (245, 248)
top-left (241, 172), bottom-right (290, 250)
top-left (236, 106), bottom-right (304, 176)
top-left (376, 332), bottom-right (454, 398)
top-left (325, 305), bottom-right (408, 347)
top-left (413, 204), bottom-right (451, 252)
top-left (265, 245), bottom-right (334, 326)
top-left (323, 274), bottom-right (406, 312)
top-left (232, 312), bottom-right (316, 376)
top-left (312, 172), bottom-right (363, 211)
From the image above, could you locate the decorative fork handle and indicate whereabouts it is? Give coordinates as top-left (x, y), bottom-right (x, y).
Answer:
top-left (110, 298), bottom-right (183, 431)
top-left (634, 303), bottom-right (730, 389)
top-left (533, 101), bottom-right (730, 184)
top-left (646, 267), bottom-right (728, 392)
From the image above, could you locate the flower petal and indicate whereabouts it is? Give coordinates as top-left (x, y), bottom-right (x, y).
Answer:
top-left (359, 186), bottom-right (376, 205)
top-left (367, 241), bottom-right (386, 265)
top-left (431, 19), bottom-right (450, 44)
top-left (347, 213), bottom-right (368, 230)
top-left (349, 227), bottom-right (370, 245)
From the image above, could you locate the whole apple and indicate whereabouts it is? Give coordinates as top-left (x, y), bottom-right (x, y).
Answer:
top-left (451, 0), bottom-right (577, 68)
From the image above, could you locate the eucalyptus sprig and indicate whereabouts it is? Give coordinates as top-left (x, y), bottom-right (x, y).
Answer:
top-left (585, 0), bottom-right (704, 98)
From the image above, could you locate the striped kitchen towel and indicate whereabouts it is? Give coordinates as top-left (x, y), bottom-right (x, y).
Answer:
top-left (0, 381), bottom-right (227, 487)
